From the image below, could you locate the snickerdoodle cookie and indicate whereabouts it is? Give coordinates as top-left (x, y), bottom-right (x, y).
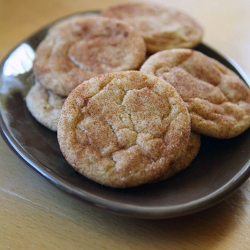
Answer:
top-left (26, 82), bottom-right (65, 131)
top-left (140, 48), bottom-right (250, 138)
top-left (33, 15), bottom-right (146, 97)
top-left (102, 2), bottom-right (203, 53)
top-left (57, 71), bottom-right (191, 188)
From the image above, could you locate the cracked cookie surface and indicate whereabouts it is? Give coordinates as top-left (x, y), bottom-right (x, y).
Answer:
top-left (140, 49), bottom-right (250, 138)
top-left (33, 15), bottom-right (146, 96)
top-left (102, 2), bottom-right (203, 53)
top-left (57, 71), bottom-right (191, 188)
top-left (26, 82), bottom-right (65, 131)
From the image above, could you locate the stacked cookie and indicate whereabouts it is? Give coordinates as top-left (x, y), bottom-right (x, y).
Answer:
top-left (26, 2), bottom-right (250, 188)
top-left (140, 49), bottom-right (250, 139)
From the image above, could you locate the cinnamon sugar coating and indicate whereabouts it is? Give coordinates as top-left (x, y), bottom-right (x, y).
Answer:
top-left (57, 71), bottom-right (191, 188)
top-left (33, 15), bottom-right (146, 96)
top-left (102, 2), bottom-right (203, 53)
top-left (26, 82), bottom-right (65, 131)
top-left (140, 48), bottom-right (250, 138)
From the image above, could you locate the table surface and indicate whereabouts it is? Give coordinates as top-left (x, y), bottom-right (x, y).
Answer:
top-left (0, 0), bottom-right (250, 249)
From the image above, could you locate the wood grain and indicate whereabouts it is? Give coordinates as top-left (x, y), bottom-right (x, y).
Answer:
top-left (0, 0), bottom-right (249, 249)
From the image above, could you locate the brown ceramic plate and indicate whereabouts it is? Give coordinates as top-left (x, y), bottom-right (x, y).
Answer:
top-left (0, 11), bottom-right (250, 219)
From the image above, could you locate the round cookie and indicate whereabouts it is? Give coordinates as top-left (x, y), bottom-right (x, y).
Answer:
top-left (26, 82), bottom-right (65, 131)
top-left (102, 2), bottom-right (203, 53)
top-left (57, 71), bottom-right (191, 188)
top-left (33, 15), bottom-right (146, 97)
top-left (140, 48), bottom-right (250, 138)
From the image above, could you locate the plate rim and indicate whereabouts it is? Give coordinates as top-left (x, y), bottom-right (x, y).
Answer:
top-left (1, 127), bottom-right (250, 219)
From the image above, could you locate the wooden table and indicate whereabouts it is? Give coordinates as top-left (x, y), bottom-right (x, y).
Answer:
top-left (0, 0), bottom-right (249, 249)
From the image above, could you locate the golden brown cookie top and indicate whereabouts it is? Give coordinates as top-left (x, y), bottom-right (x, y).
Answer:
top-left (33, 15), bottom-right (146, 96)
top-left (57, 71), bottom-right (191, 188)
top-left (140, 48), bottom-right (250, 138)
top-left (102, 2), bottom-right (203, 53)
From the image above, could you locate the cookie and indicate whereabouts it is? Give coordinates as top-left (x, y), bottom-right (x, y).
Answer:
top-left (140, 48), bottom-right (250, 138)
top-left (156, 132), bottom-right (201, 182)
top-left (57, 71), bottom-right (191, 188)
top-left (26, 82), bottom-right (65, 131)
top-left (33, 15), bottom-right (146, 96)
top-left (102, 2), bottom-right (203, 53)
